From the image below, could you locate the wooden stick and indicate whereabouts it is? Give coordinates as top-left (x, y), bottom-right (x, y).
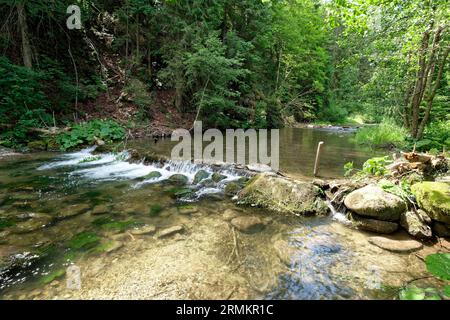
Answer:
top-left (314, 141), bottom-right (324, 177)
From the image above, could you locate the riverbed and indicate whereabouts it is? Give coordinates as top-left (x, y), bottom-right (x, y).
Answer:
top-left (0, 128), bottom-right (444, 300)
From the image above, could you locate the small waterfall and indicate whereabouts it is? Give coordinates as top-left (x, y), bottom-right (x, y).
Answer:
top-left (37, 146), bottom-right (245, 200)
top-left (326, 200), bottom-right (351, 225)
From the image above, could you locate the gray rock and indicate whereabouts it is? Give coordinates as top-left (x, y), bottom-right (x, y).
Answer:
top-left (344, 185), bottom-right (407, 221)
top-left (231, 216), bottom-right (264, 234)
top-left (157, 225), bottom-right (184, 238)
top-left (349, 213), bottom-right (398, 234)
top-left (400, 211), bottom-right (432, 239)
top-left (130, 225), bottom-right (156, 236)
top-left (432, 222), bottom-right (450, 238)
top-left (368, 236), bottom-right (423, 253)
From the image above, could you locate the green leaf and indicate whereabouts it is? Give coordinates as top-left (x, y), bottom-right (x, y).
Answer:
top-left (399, 286), bottom-right (425, 300)
top-left (443, 285), bottom-right (450, 298)
top-left (425, 253), bottom-right (450, 281)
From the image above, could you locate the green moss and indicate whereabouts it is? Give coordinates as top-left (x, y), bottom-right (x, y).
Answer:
top-left (149, 204), bottom-right (163, 217)
top-left (69, 232), bottom-right (101, 250)
top-left (40, 269), bottom-right (65, 284)
top-left (92, 216), bottom-right (138, 231)
top-left (211, 173), bottom-right (227, 183)
top-left (145, 171), bottom-right (162, 180)
top-left (411, 182), bottom-right (450, 223)
top-left (0, 217), bottom-right (15, 230)
top-left (193, 170), bottom-right (209, 184)
top-left (166, 187), bottom-right (195, 199)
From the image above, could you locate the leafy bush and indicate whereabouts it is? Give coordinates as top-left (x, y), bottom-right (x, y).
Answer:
top-left (57, 120), bottom-right (126, 151)
top-left (411, 120), bottom-right (450, 152)
top-left (354, 120), bottom-right (407, 148)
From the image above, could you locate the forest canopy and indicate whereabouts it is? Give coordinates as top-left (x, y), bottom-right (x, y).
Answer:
top-left (0, 0), bottom-right (448, 149)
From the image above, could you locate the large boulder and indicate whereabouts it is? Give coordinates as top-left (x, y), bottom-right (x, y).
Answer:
top-left (237, 173), bottom-right (329, 216)
top-left (344, 185), bottom-right (407, 221)
top-left (400, 210), bottom-right (432, 239)
top-left (411, 182), bottom-right (450, 224)
top-left (349, 213), bottom-right (398, 234)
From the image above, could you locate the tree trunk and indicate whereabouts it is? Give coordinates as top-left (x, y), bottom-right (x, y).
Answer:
top-left (17, 3), bottom-right (32, 69)
top-left (410, 27), bottom-right (432, 138)
top-left (417, 45), bottom-right (449, 139)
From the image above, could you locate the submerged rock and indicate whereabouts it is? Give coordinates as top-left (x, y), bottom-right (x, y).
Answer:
top-left (13, 214), bottom-right (53, 234)
top-left (231, 216), bottom-right (264, 234)
top-left (157, 225), bottom-right (184, 238)
top-left (368, 236), bottom-right (423, 253)
top-left (193, 170), bottom-right (209, 184)
top-left (178, 206), bottom-right (198, 215)
top-left (344, 185), bottom-right (407, 221)
top-left (273, 239), bottom-right (296, 266)
top-left (130, 225), bottom-right (156, 236)
top-left (349, 213), bottom-right (398, 234)
top-left (91, 204), bottom-right (110, 215)
top-left (222, 209), bottom-right (239, 221)
top-left (58, 204), bottom-right (91, 219)
top-left (237, 173), bottom-right (328, 216)
top-left (411, 182), bottom-right (450, 224)
top-left (400, 210), bottom-right (432, 239)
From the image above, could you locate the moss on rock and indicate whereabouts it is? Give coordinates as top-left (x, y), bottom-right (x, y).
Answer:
top-left (411, 182), bottom-right (450, 224)
top-left (237, 173), bottom-right (329, 216)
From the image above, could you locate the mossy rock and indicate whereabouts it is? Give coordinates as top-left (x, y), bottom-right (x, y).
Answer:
top-left (237, 173), bottom-right (327, 216)
top-left (224, 182), bottom-right (242, 197)
top-left (211, 173), bottom-right (227, 183)
top-left (166, 187), bottom-right (195, 199)
top-left (193, 170), bottom-right (209, 184)
top-left (411, 182), bottom-right (450, 224)
top-left (69, 232), bottom-right (100, 250)
top-left (145, 171), bottom-right (162, 180)
top-left (168, 174), bottom-right (189, 185)
top-left (27, 140), bottom-right (47, 151)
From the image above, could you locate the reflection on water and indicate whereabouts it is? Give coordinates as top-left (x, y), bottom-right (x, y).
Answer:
top-left (129, 128), bottom-right (381, 179)
top-left (0, 129), bottom-right (430, 300)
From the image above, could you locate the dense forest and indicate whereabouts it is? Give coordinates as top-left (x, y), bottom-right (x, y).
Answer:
top-left (0, 0), bottom-right (448, 151)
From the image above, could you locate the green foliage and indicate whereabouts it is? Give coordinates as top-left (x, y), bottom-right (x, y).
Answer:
top-left (56, 120), bottom-right (125, 151)
top-left (411, 120), bottom-right (450, 152)
top-left (362, 156), bottom-right (392, 176)
top-left (344, 162), bottom-right (354, 177)
top-left (378, 179), bottom-right (414, 203)
top-left (354, 121), bottom-right (407, 149)
top-left (425, 253), bottom-right (450, 281)
top-left (399, 286), bottom-right (442, 300)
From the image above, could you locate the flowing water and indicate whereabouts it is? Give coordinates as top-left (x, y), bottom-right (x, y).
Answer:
top-left (0, 128), bottom-right (440, 300)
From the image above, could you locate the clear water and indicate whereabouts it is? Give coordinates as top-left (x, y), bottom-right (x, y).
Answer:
top-left (0, 128), bottom-right (437, 300)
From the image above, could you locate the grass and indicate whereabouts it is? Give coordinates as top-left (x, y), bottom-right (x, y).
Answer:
top-left (354, 120), bottom-right (407, 148)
